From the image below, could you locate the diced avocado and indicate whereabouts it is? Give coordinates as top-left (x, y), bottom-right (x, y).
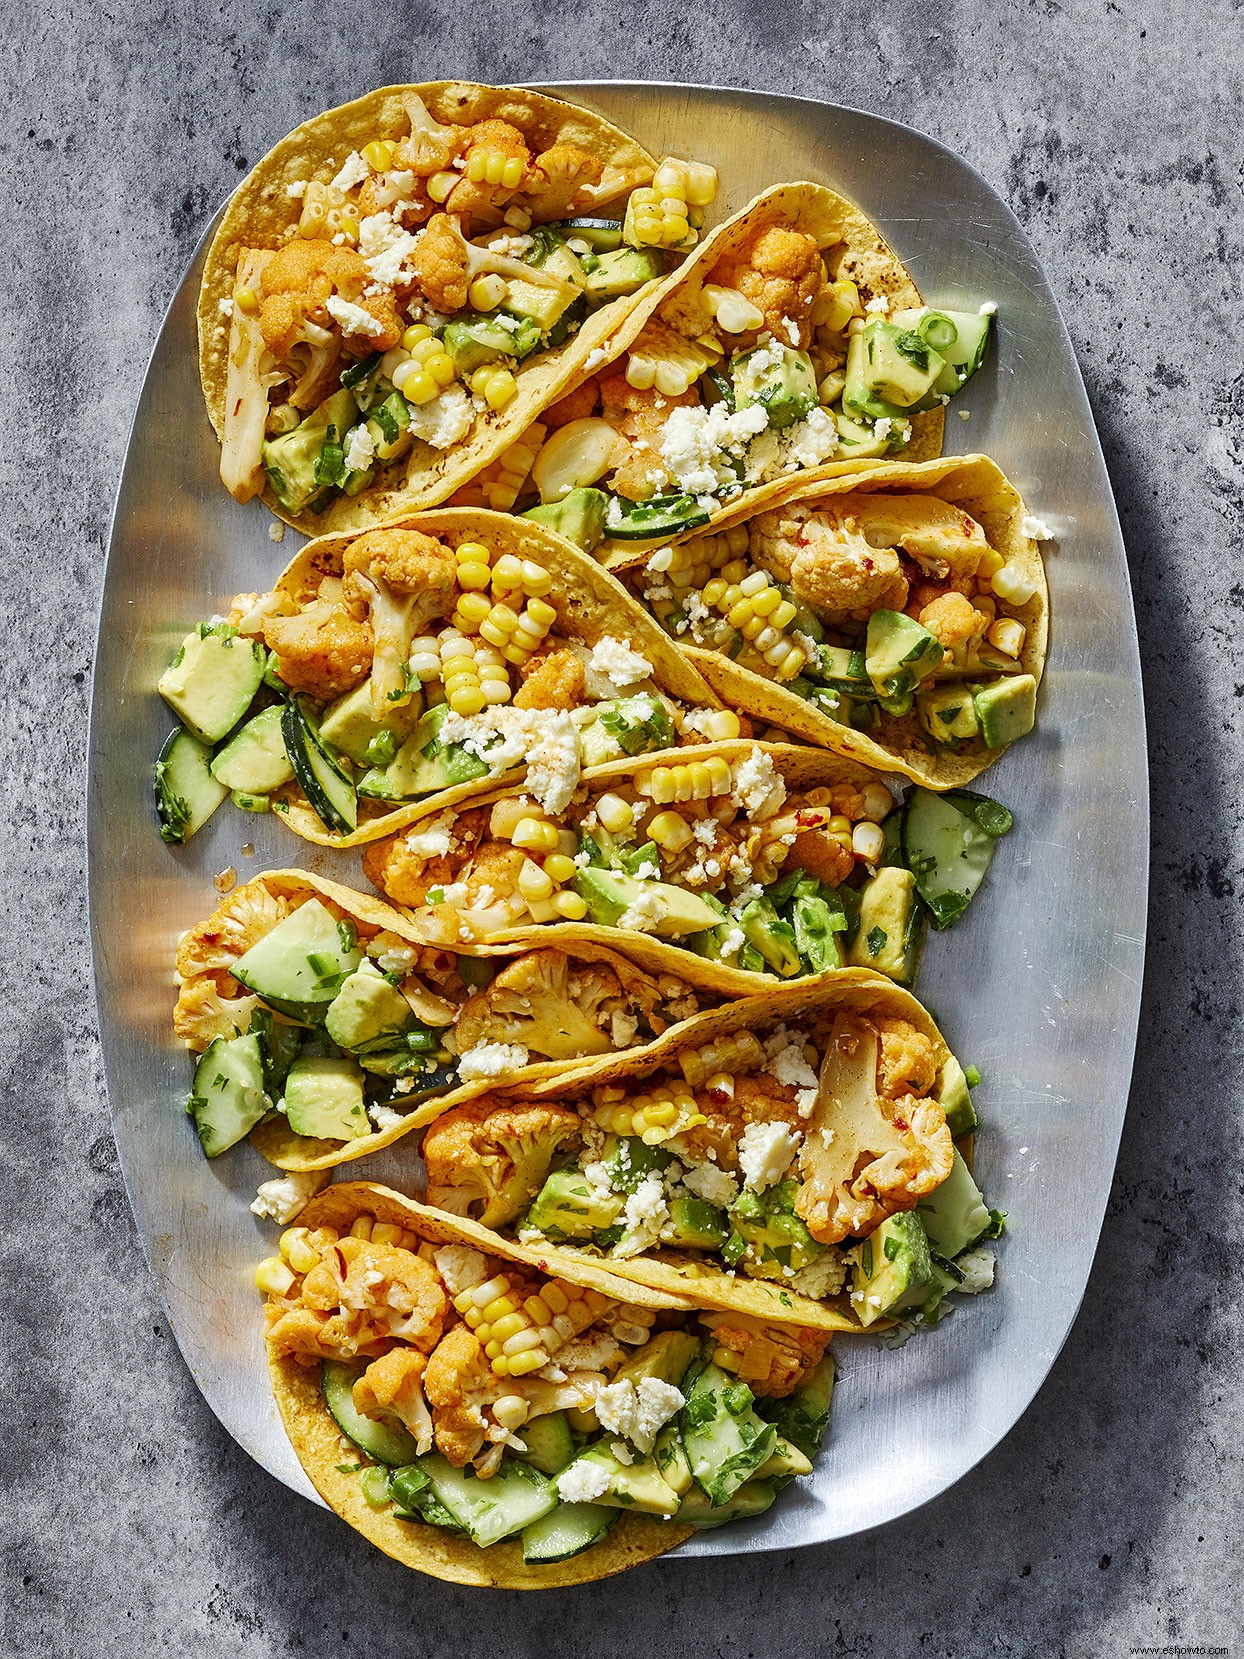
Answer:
top-left (502, 276), bottom-right (580, 333)
top-left (525, 1169), bottom-right (623, 1241)
top-left (158, 624), bottom-right (266, 746)
top-left (263, 388), bottom-right (359, 515)
top-left (582, 246), bottom-right (665, 300)
top-left (318, 680), bottom-right (421, 768)
top-left (324, 960), bottom-right (417, 1053)
top-left (865, 610), bottom-right (945, 700)
top-left (679, 1361), bottom-right (778, 1506)
top-left (604, 1136), bottom-right (672, 1194)
top-left (188, 1032), bottom-right (270, 1157)
top-left (973, 674), bottom-right (1038, 748)
top-left (729, 1181), bottom-right (824, 1276)
top-left (844, 320), bottom-right (948, 417)
top-left (737, 897), bottom-right (802, 978)
top-left (817, 644), bottom-right (875, 698)
top-left (572, 868), bottom-right (725, 938)
top-left (281, 1054), bottom-right (369, 1141)
top-left (847, 1212), bottom-right (937, 1328)
top-left (916, 1149), bottom-right (992, 1259)
top-left (790, 894), bottom-right (844, 972)
top-left (564, 1442), bottom-right (681, 1517)
top-left (937, 1054), bottom-right (979, 1138)
top-left (614, 1331), bottom-right (702, 1392)
top-left (675, 1478), bottom-right (777, 1528)
top-left (442, 313), bottom-right (541, 375)
top-left (755, 1434), bottom-right (814, 1480)
top-left (358, 703), bottom-right (490, 800)
top-left (731, 344), bottom-right (818, 430)
top-left (891, 307), bottom-right (994, 393)
top-left (845, 866), bottom-right (923, 985)
top-left (652, 1422), bottom-right (694, 1497)
top-left (512, 1411), bottom-right (576, 1476)
top-left (210, 704), bottom-right (295, 794)
top-left (232, 898), bottom-right (364, 1021)
top-left (756, 1353), bottom-right (835, 1459)
top-left (524, 233), bottom-right (588, 284)
top-left (664, 1197), bottom-right (730, 1251)
top-left (833, 408), bottom-right (901, 457)
top-left (916, 681), bottom-right (981, 746)
top-left (592, 694), bottom-right (674, 758)
top-left (521, 487), bottom-right (609, 554)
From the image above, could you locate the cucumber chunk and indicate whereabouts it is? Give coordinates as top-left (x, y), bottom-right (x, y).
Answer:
top-left (521, 1501), bottom-right (616, 1563)
top-left (282, 697), bottom-right (358, 835)
top-left (513, 1411), bottom-right (575, 1476)
top-left (158, 624), bottom-right (266, 745)
top-left (679, 1361), bottom-right (778, 1507)
top-left (154, 727), bottom-right (228, 844)
top-left (210, 704), bottom-right (295, 794)
top-left (322, 1360), bottom-right (421, 1466)
top-left (418, 1453), bottom-right (558, 1547)
top-left (607, 492), bottom-right (712, 540)
top-left (188, 1032), bottom-right (269, 1156)
top-left (388, 1463), bottom-right (463, 1530)
top-left (232, 898), bottom-right (364, 1021)
top-left (902, 786), bottom-right (1011, 930)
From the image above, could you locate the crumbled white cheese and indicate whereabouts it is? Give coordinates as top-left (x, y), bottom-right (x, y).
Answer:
top-left (680, 1158), bottom-right (740, 1209)
top-left (268, 522), bottom-right (285, 543)
top-left (731, 750), bottom-right (786, 818)
top-left (592, 1377), bottom-right (684, 1452)
top-left (457, 1041), bottom-right (530, 1081)
top-left (610, 1440), bottom-right (634, 1465)
top-left (286, 181), bottom-right (307, 199)
top-left (432, 1245), bottom-right (489, 1297)
top-left (788, 1251), bottom-right (848, 1299)
top-left (360, 210), bottom-right (420, 289)
top-left (955, 1248), bottom-right (996, 1294)
top-left (249, 1169), bottom-right (329, 1224)
top-left (405, 814), bottom-right (454, 859)
top-left (1020, 514), bottom-right (1055, 541)
top-left (555, 1330), bottom-right (624, 1373)
top-left (217, 296), bottom-right (234, 318)
top-left (557, 1459), bottom-right (613, 1503)
top-left (613, 1172), bottom-right (669, 1258)
top-left (406, 386), bottom-right (473, 451)
top-left (610, 1011), bottom-right (639, 1047)
top-left (718, 925), bottom-right (745, 961)
top-left (437, 881), bottom-right (469, 906)
top-left (588, 635), bottom-right (653, 689)
top-left (343, 421), bottom-right (376, 473)
top-left (331, 150), bottom-right (369, 193)
top-left (780, 314), bottom-right (800, 345)
top-left (978, 300), bottom-right (998, 316)
top-left (368, 930), bottom-right (421, 975)
top-left (762, 1026), bottom-right (821, 1117)
top-left (873, 417), bottom-right (893, 442)
top-left (584, 346), bottom-right (608, 373)
top-left (368, 1103), bottom-right (407, 1132)
top-left (737, 1121), bottom-right (802, 1191)
top-left (326, 294), bottom-right (384, 339)
top-left (958, 409), bottom-right (971, 421)
top-left (616, 885), bottom-right (668, 934)
top-left (865, 295), bottom-right (890, 314)
top-left (659, 402), bottom-right (771, 495)
top-left (606, 496), bottom-right (624, 527)
top-left (435, 706), bottom-right (581, 814)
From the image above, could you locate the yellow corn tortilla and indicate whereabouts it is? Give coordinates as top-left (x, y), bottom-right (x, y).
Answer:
top-left (615, 454), bottom-right (1050, 789)
top-left (268, 1181), bottom-right (693, 1586)
top-left (198, 83), bottom-right (657, 533)
top-left (261, 508), bottom-right (719, 848)
top-left (414, 973), bottom-right (957, 1333)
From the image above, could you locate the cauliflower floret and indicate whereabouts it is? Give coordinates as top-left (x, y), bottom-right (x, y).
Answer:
top-left (513, 646), bottom-right (585, 711)
top-left (711, 224), bottom-right (827, 351)
top-left (267, 1234), bottom-right (448, 1361)
top-left (172, 977), bottom-right (260, 1050)
top-left (749, 503), bottom-right (909, 626)
top-left (362, 808), bottom-right (488, 908)
top-left (422, 1096), bottom-right (583, 1226)
top-left (733, 1072), bottom-right (803, 1128)
top-left (795, 1016), bottom-right (954, 1245)
top-left (259, 238), bottom-right (402, 402)
top-left (850, 494), bottom-right (989, 582)
top-left (175, 880), bottom-right (291, 979)
top-left (453, 951), bottom-right (618, 1060)
top-left (406, 212), bottom-right (474, 311)
top-left (261, 601), bottom-right (374, 702)
top-left (520, 141), bottom-right (605, 218)
top-left (700, 1311), bottom-right (830, 1398)
top-left (785, 828), bottom-right (854, 889)
top-left (875, 1017), bottom-right (939, 1099)
top-left (440, 121), bottom-right (533, 221)
top-left (423, 1323), bottom-right (500, 1467)
top-left (600, 373), bottom-right (698, 501)
top-left (341, 527), bottom-right (457, 709)
top-left (353, 1346), bottom-right (434, 1455)
top-left (918, 591), bottom-right (989, 655)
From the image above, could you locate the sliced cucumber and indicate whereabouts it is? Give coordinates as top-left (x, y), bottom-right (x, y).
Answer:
top-left (389, 1463), bottom-right (463, 1530)
top-left (210, 704), bottom-right (295, 793)
top-left (521, 1501), bottom-right (617, 1564)
top-left (419, 1453), bottom-right (558, 1547)
top-left (188, 1032), bottom-right (269, 1157)
top-left (322, 1360), bottom-right (421, 1466)
top-left (564, 217), bottom-right (624, 251)
top-left (232, 897), bottom-right (364, 1021)
top-left (679, 1361), bottom-right (777, 1507)
top-left (154, 727), bottom-right (228, 844)
top-left (282, 697), bottom-right (358, 835)
top-left (902, 786), bottom-right (1011, 930)
top-left (513, 1411), bottom-right (575, 1476)
top-left (607, 492), bottom-right (712, 540)
top-left (158, 624), bottom-right (266, 745)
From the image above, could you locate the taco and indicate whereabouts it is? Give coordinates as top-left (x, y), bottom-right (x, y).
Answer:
top-left (618, 453), bottom-right (1049, 788)
top-left (198, 82), bottom-right (720, 532)
top-left (258, 1181), bottom-right (840, 1584)
top-left (414, 979), bottom-right (999, 1333)
top-left (362, 739), bottom-right (1014, 991)
top-left (154, 509), bottom-right (741, 850)
top-left (464, 182), bottom-right (993, 559)
top-left (175, 869), bottom-right (749, 1172)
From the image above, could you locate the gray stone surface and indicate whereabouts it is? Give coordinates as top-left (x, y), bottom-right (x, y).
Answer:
top-left (2, 2), bottom-right (1240, 1653)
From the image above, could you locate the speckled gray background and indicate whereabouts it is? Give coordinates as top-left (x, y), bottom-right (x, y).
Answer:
top-left (3, 1), bottom-right (1240, 1654)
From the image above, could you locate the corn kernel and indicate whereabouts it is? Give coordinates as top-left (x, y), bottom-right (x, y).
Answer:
top-left (280, 1229), bottom-right (321, 1275)
top-left (426, 352), bottom-right (458, 388)
top-left (505, 1350), bottom-right (547, 1377)
top-left (992, 562), bottom-right (1038, 606)
top-left (409, 335), bottom-right (442, 364)
top-left (648, 810), bottom-right (694, 853)
top-left (472, 1275), bottom-right (512, 1307)
top-left (428, 170), bottom-right (457, 202)
top-left (977, 547), bottom-right (1006, 579)
top-left (372, 1222), bottom-right (404, 1247)
top-left (861, 782), bottom-right (895, 822)
top-left (483, 369), bottom-right (518, 411)
top-left (518, 860), bottom-right (555, 901)
top-left (512, 817), bottom-right (559, 853)
top-left (235, 287), bottom-right (259, 315)
top-left (544, 853), bottom-right (577, 884)
top-left (553, 891), bottom-right (588, 920)
top-left (448, 684), bottom-right (485, 716)
top-left (492, 554), bottom-right (524, 591)
top-left (489, 1311), bottom-right (527, 1343)
top-left (696, 708), bottom-right (741, 741)
top-left (402, 323), bottom-right (433, 352)
top-left (492, 1395), bottom-right (530, 1431)
top-left (469, 274), bottom-right (508, 311)
top-left (771, 600), bottom-right (798, 629)
top-left (525, 596), bottom-right (557, 628)
top-left (396, 366), bottom-right (438, 404)
top-left (987, 618), bottom-right (1027, 657)
top-left (349, 1217), bottom-right (373, 1240)
top-left (591, 794), bottom-right (630, 834)
top-left (702, 577), bottom-right (728, 608)
top-left (852, 821), bottom-right (886, 863)
top-left (255, 1257), bottom-right (294, 1296)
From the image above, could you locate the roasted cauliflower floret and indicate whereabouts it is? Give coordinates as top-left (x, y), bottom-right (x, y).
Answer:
top-left (259, 238), bottom-right (402, 401)
top-left (732, 1072), bottom-right (803, 1128)
top-left (712, 224), bottom-right (827, 351)
top-left (520, 141), bottom-right (605, 218)
top-left (749, 504), bottom-right (909, 625)
top-left (849, 494), bottom-right (989, 582)
top-left (353, 1346), bottom-right (434, 1455)
top-left (261, 601), bottom-right (374, 702)
top-left (341, 527), bottom-right (457, 709)
top-left (453, 950), bottom-right (618, 1060)
top-left (423, 1323), bottom-right (499, 1468)
top-left (875, 1018), bottom-right (939, 1099)
top-left (172, 978), bottom-right (260, 1051)
top-left (175, 880), bottom-right (291, 979)
top-left (701, 1312), bottom-right (830, 1398)
top-left (918, 591), bottom-right (989, 655)
top-left (600, 373), bottom-right (699, 501)
top-left (407, 212), bottom-right (474, 311)
top-left (786, 827), bottom-right (854, 890)
top-left (795, 1016), bottom-right (954, 1245)
top-left (422, 1096), bottom-right (583, 1226)
top-left (267, 1234), bottom-right (448, 1361)
top-left (513, 646), bottom-right (585, 710)
top-left (440, 120), bottom-right (532, 221)
top-left (361, 809), bottom-right (488, 908)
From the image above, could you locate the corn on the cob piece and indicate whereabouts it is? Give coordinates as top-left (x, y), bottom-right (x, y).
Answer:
top-left (464, 146), bottom-right (526, 189)
top-left (677, 1031), bottom-right (765, 1088)
top-left (635, 756), bottom-right (733, 804)
top-left (593, 1081), bottom-right (706, 1146)
top-left (453, 1274), bottom-right (614, 1376)
top-left (625, 320), bottom-right (722, 396)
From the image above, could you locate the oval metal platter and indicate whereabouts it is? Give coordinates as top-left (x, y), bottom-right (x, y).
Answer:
top-left (88, 82), bottom-right (1147, 1554)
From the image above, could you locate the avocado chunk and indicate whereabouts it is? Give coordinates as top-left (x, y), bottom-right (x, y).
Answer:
top-left (847, 1211), bottom-right (937, 1327)
top-left (563, 1442), bottom-right (681, 1516)
top-left (652, 1422), bottom-right (694, 1496)
top-left (737, 897), bottom-right (802, 977)
top-left (324, 961), bottom-right (417, 1053)
top-left (664, 1197), bottom-right (730, 1251)
top-left (572, 868), bottom-right (725, 937)
top-left (604, 1135), bottom-right (672, 1193)
top-left (158, 624), bottom-right (266, 746)
top-left (281, 1054), bottom-right (369, 1140)
top-left (731, 343), bottom-right (818, 430)
top-left (362, 389), bottom-right (413, 463)
top-left (319, 679), bottom-right (423, 768)
top-left (728, 1181), bottom-right (824, 1276)
top-left (790, 893), bottom-right (845, 972)
top-left (232, 899), bottom-right (364, 1022)
top-left (675, 1478), bottom-right (777, 1528)
top-left (834, 407), bottom-right (903, 456)
top-left (442, 313), bottom-right (541, 374)
top-left (525, 1169), bottom-right (623, 1240)
top-left (582, 246), bottom-right (665, 300)
top-left (756, 1353), bottom-right (835, 1459)
top-left (755, 1434), bottom-right (814, 1480)
top-left (679, 1361), bottom-right (778, 1505)
top-left (845, 866), bottom-right (923, 985)
top-left (865, 610), bottom-right (944, 700)
top-left (916, 681), bottom-right (982, 747)
top-left (189, 1032), bottom-right (270, 1157)
top-left (210, 704), bottom-right (295, 794)
top-left (358, 703), bottom-right (490, 801)
top-left (613, 1331), bottom-right (702, 1391)
top-left (592, 694), bottom-right (674, 758)
top-left (844, 320), bottom-right (948, 416)
top-left (973, 674), bottom-right (1038, 748)
top-left (263, 387), bottom-right (359, 515)
top-left (937, 1054), bottom-right (979, 1138)
top-left (817, 644), bottom-right (875, 698)
top-left (521, 487), bottom-right (609, 554)
top-left (915, 1149), bottom-right (992, 1259)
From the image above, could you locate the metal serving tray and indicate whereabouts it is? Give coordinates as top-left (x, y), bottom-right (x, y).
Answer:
top-left (88, 82), bottom-right (1147, 1555)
